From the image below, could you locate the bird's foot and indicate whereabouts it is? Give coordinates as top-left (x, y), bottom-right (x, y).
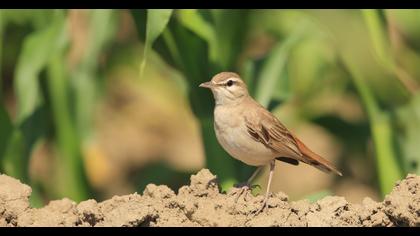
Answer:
top-left (253, 194), bottom-right (270, 215)
top-left (233, 182), bottom-right (260, 190)
top-left (254, 199), bottom-right (268, 215)
top-left (230, 182), bottom-right (260, 203)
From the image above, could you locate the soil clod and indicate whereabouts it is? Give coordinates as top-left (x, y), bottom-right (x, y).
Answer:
top-left (0, 170), bottom-right (419, 227)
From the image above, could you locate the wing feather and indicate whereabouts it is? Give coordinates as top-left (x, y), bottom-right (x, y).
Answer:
top-left (244, 103), bottom-right (303, 159)
top-left (243, 99), bottom-right (342, 176)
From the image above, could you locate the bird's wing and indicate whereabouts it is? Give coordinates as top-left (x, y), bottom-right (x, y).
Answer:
top-left (244, 102), bottom-right (303, 160)
top-left (244, 100), bottom-right (342, 176)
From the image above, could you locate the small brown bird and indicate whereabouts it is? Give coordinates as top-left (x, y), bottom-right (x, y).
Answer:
top-left (200, 72), bottom-right (342, 214)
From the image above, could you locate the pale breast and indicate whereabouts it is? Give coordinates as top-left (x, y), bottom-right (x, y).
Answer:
top-left (214, 106), bottom-right (276, 166)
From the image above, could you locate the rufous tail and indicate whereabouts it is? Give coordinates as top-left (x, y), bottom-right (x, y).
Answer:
top-left (294, 136), bottom-right (343, 176)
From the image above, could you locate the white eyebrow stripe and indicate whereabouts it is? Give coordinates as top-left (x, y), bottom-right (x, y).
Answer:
top-left (214, 78), bottom-right (239, 86)
top-left (222, 78), bottom-right (237, 84)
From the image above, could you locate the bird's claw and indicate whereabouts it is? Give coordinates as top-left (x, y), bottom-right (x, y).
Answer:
top-left (230, 182), bottom-right (258, 203)
top-left (233, 182), bottom-right (261, 190)
top-left (231, 186), bottom-right (250, 203)
top-left (253, 198), bottom-right (268, 215)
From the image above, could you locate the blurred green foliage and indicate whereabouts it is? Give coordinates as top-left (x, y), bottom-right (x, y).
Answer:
top-left (135, 9), bottom-right (420, 195)
top-left (1, 10), bottom-right (117, 205)
top-left (1, 10), bottom-right (420, 206)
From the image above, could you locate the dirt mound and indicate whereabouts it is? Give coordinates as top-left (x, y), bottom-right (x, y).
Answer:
top-left (0, 169), bottom-right (419, 226)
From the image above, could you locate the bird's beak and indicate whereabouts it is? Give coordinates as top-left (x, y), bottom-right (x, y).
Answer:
top-left (199, 81), bottom-right (213, 89)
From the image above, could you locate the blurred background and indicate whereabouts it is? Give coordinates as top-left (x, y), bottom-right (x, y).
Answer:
top-left (0, 9), bottom-right (419, 207)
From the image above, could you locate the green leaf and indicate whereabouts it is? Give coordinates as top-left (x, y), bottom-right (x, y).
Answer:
top-left (177, 10), bottom-right (214, 43)
top-left (73, 10), bottom-right (117, 139)
top-left (161, 29), bottom-right (183, 69)
top-left (240, 59), bottom-right (256, 90)
top-left (177, 10), bottom-right (216, 62)
top-left (0, 11), bottom-right (3, 95)
top-left (140, 9), bottom-right (173, 78)
top-left (2, 129), bottom-right (25, 179)
top-left (47, 52), bottom-right (89, 202)
top-left (14, 10), bottom-right (67, 124)
top-left (347, 62), bottom-right (403, 196)
top-left (0, 105), bottom-right (13, 170)
top-left (362, 10), bottom-right (394, 69)
top-left (4, 10), bottom-right (66, 186)
top-left (387, 9), bottom-right (420, 44)
top-left (363, 10), bottom-right (418, 95)
top-left (305, 10), bottom-right (408, 105)
top-left (2, 105), bottom-right (48, 182)
top-left (83, 10), bottom-right (115, 67)
top-left (306, 10), bottom-right (404, 196)
top-left (395, 93), bottom-right (420, 175)
top-left (210, 10), bottom-right (249, 70)
top-left (287, 36), bottom-right (334, 100)
top-left (254, 24), bottom-right (307, 107)
top-left (271, 70), bottom-right (290, 102)
top-left (0, 10), bottom-right (53, 29)
top-left (372, 112), bottom-right (403, 195)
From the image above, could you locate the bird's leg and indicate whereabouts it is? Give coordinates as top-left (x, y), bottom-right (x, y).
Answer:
top-left (247, 166), bottom-right (262, 187)
top-left (232, 166), bottom-right (263, 203)
top-left (255, 159), bottom-right (275, 215)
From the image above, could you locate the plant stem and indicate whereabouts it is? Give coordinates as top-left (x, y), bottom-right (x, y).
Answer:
top-left (347, 62), bottom-right (403, 196)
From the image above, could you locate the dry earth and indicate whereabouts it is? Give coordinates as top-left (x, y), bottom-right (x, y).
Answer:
top-left (0, 169), bottom-right (419, 226)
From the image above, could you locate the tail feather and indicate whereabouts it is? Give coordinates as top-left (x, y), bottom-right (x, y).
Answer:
top-left (293, 136), bottom-right (342, 176)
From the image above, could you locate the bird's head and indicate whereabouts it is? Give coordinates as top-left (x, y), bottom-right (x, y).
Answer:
top-left (199, 72), bottom-right (249, 105)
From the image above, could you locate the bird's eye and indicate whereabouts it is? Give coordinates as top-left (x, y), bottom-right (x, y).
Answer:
top-left (226, 80), bottom-right (234, 87)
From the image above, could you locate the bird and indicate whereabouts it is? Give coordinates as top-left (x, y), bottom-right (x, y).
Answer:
top-left (199, 71), bottom-right (342, 214)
